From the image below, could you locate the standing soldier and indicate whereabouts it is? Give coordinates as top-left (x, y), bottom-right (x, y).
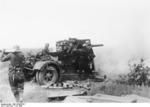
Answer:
top-left (0, 46), bottom-right (25, 102)
top-left (72, 40), bottom-right (95, 76)
top-left (82, 41), bottom-right (95, 76)
top-left (83, 40), bottom-right (95, 61)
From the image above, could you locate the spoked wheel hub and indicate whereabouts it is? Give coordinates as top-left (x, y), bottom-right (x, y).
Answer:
top-left (37, 64), bottom-right (59, 85)
top-left (44, 68), bottom-right (53, 81)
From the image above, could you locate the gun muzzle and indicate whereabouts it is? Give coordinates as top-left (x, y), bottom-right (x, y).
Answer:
top-left (91, 44), bottom-right (104, 47)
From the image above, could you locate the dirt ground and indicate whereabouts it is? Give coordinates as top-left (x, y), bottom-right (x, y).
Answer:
top-left (0, 65), bottom-right (15, 102)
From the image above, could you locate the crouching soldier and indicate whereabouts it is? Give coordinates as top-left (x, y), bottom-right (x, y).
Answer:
top-left (0, 46), bottom-right (25, 102)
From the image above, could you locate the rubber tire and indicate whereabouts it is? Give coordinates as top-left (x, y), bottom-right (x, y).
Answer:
top-left (38, 65), bottom-right (59, 85)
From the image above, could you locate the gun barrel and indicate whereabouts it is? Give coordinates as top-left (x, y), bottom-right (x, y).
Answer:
top-left (91, 44), bottom-right (104, 47)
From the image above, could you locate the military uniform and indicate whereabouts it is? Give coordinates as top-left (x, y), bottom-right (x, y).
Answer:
top-left (41, 47), bottom-right (50, 56)
top-left (79, 41), bottom-right (95, 76)
top-left (1, 48), bottom-right (25, 102)
top-left (72, 46), bottom-right (94, 76)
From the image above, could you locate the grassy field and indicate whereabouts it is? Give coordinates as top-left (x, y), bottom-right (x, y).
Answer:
top-left (88, 79), bottom-right (150, 98)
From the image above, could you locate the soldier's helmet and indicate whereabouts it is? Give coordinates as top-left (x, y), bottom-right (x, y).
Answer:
top-left (12, 45), bottom-right (21, 52)
top-left (69, 38), bottom-right (77, 44)
top-left (44, 43), bottom-right (49, 49)
top-left (45, 43), bottom-right (49, 47)
top-left (83, 40), bottom-right (90, 47)
top-left (4, 45), bottom-right (21, 53)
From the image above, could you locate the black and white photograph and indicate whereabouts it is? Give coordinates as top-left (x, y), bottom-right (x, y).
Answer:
top-left (0, 0), bottom-right (150, 104)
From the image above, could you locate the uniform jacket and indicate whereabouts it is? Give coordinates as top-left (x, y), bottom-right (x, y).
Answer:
top-left (1, 52), bottom-right (25, 68)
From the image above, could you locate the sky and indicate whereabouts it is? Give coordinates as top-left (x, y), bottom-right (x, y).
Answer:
top-left (0, 0), bottom-right (150, 75)
top-left (0, 0), bottom-right (149, 48)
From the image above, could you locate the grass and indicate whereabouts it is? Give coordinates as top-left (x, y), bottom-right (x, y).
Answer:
top-left (88, 80), bottom-right (133, 96)
top-left (133, 85), bottom-right (150, 98)
top-left (88, 80), bottom-right (150, 98)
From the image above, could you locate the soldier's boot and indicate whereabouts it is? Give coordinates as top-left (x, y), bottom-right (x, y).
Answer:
top-left (18, 90), bottom-right (24, 102)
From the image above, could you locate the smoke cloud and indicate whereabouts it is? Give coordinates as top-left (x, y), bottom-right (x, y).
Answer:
top-left (94, 29), bottom-right (150, 77)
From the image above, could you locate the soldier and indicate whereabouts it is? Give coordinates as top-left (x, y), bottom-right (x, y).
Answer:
top-left (0, 46), bottom-right (25, 102)
top-left (40, 43), bottom-right (50, 56)
top-left (72, 41), bottom-right (95, 76)
top-left (67, 39), bottom-right (77, 54)
top-left (83, 41), bottom-right (95, 61)
top-left (36, 43), bottom-right (51, 60)
top-left (82, 41), bottom-right (95, 76)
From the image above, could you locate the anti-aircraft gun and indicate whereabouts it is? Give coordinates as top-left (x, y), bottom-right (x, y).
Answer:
top-left (23, 38), bottom-right (104, 85)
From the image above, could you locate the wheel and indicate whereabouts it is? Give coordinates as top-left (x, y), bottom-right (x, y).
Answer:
top-left (38, 65), bottom-right (59, 85)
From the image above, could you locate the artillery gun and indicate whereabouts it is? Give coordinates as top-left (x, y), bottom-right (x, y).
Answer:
top-left (31, 38), bottom-right (104, 85)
